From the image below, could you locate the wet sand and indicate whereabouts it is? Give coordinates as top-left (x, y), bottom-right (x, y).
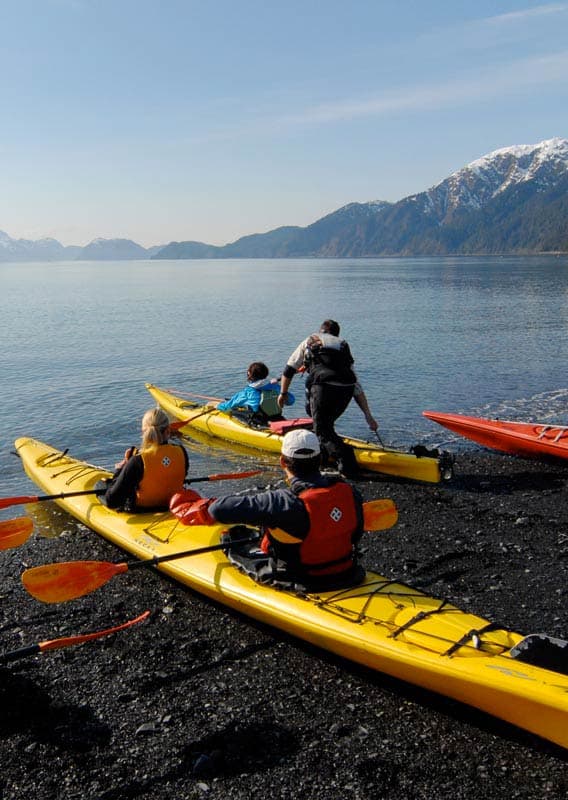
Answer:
top-left (1, 450), bottom-right (567, 799)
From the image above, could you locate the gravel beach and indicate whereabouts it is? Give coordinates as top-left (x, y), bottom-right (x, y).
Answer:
top-left (1, 450), bottom-right (567, 800)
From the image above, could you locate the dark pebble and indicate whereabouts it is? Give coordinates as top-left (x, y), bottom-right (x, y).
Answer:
top-left (0, 451), bottom-right (567, 799)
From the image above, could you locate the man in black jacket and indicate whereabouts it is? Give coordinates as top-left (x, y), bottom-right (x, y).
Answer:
top-left (277, 320), bottom-right (378, 476)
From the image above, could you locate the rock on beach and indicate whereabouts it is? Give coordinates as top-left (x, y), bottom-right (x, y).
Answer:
top-left (0, 450), bottom-right (567, 799)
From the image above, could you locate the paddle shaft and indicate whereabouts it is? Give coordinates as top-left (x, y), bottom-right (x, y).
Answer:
top-left (0, 470), bottom-right (262, 510)
top-left (0, 488), bottom-right (106, 509)
top-left (0, 611), bottom-right (150, 663)
top-left (170, 407), bottom-right (220, 431)
top-left (124, 535), bottom-right (259, 571)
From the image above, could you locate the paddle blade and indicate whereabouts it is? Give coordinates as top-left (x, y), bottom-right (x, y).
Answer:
top-left (170, 418), bottom-right (190, 432)
top-left (22, 560), bottom-right (129, 603)
top-left (200, 470), bottom-right (262, 482)
top-left (363, 499), bottom-right (398, 531)
top-left (0, 495), bottom-right (39, 510)
top-left (0, 517), bottom-right (34, 550)
top-left (39, 610), bottom-right (151, 653)
top-left (0, 611), bottom-right (151, 663)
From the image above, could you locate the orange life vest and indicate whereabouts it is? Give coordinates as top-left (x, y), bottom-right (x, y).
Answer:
top-left (136, 444), bottom-right (187, 508)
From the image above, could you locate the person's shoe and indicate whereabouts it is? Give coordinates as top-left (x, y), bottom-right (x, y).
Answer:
top-left (337, 460), bottom-right (360, 480)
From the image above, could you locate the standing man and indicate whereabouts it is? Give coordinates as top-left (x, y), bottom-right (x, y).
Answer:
top-left (277, 320), bottom-right (378, 476)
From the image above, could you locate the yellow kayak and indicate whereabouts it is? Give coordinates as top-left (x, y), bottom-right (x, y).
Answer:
top-left (146, 383), bottom-right (450, 484)
top-left (14, 436), bottom-right (568, 750)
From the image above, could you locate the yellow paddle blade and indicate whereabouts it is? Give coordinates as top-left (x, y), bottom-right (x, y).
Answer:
top-left (0, 517), bottom-right (34, 550)
top-left (363, 499), bottom-right (398, 531)
top-left (22, 560), bottom-right (129, 603)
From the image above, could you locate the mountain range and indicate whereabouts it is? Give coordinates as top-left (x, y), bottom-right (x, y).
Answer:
top-left (2, 138), bottom-right (567, 262)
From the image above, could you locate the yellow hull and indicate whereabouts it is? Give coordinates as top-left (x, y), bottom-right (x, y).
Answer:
top-left (146, 384), bottom-right (444, 483)
top-left (14, 436), bottom-right (568, 750)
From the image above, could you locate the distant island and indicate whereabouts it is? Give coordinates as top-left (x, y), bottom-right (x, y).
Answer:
top-left (1, 138), bottom-right (567, 263)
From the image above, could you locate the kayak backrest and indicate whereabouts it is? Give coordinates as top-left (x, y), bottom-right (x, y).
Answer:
top-left (269, 418), bottom-right (313, 435)
top-left (259, 391), bottom-right (282, 419)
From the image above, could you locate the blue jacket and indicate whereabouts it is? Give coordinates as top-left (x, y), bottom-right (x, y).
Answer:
top-left (217, 378), bottom-right (295, 412)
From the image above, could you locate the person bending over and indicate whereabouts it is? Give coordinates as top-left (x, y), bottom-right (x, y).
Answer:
top-left (178, 429), bottom-right (365, 589)
top-left (102, 407), bottom-right (189, 512)
top-left (277, 319), bottom-right (378, 476)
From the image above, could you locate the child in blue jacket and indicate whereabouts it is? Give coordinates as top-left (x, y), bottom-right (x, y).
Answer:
top-left (217, 362), bottom-right (295, 419)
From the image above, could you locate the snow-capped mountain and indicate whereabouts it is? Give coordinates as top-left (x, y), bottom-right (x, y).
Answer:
top-left (0, 231), bottom-right (70, 260)
top-left (2, 138), bottom-right (567, 261)
top-left (417, 137), bottom-right (568, 223)
top-left (0, 233), bottom-right (160, 262)
top-left (155, 138), bottom-right (568, 258)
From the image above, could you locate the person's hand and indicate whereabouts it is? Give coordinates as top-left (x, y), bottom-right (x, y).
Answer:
top-left (115, 446), bottom-right (135, 469)
top-left (277, 392), bottom-right (288, 409)
top-left (169, 488), bottom-right (202, 511)
top-left (367, 417), bottom-right (378, 432)
top-left (170, 496), bottom-right (216, 526)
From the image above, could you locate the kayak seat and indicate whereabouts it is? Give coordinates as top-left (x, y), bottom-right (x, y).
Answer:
top-left (221, 528), bottom-right (365, 594)
top-left (509, 633), bottom-right (568, 676)
top-left (259, 390), bottom-right (284, 420)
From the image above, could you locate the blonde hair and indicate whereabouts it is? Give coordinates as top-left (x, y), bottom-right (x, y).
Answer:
top-left (141, 408), bottom-right (170, 450)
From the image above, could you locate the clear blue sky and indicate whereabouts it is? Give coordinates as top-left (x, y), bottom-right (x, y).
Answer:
top-left (1, 1), bottom-right (567, 247)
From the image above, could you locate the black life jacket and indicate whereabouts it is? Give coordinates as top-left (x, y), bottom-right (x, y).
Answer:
top-left (304, 333), bottom-right (356, 385)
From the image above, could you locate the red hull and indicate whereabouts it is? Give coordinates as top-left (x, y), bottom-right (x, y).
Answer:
top-left (423, 411), bottom-right (568, 461)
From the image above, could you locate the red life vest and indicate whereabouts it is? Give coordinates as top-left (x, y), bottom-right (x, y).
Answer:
top-left (298, 483), bottom-right (358, 575)
top-left (263, 482), bottom-right (359, 576)
top-left (136, 444), bottom-right (187, 508)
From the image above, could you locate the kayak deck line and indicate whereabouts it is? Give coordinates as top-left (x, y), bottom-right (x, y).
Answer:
top-left (14, 436), bottom-right (568, 749)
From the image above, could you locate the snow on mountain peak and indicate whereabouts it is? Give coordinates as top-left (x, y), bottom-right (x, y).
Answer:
top-left (423, 138), bottom-right (568, 219)
top-left (466, 137), bottom-right (568, 175)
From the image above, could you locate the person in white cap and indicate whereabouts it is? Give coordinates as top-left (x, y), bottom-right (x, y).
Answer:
top-left (176, 429), bottom-right (365, 589)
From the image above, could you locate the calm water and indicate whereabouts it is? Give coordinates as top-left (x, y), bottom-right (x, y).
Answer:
top-left (2, 255), bottom-right (568, 518)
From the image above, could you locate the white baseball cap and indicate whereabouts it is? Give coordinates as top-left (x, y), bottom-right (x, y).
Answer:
top-left (281, 429), bottom-right (320, 459)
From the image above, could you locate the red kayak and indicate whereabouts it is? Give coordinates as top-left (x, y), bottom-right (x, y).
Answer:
top-left (423, 410), bottom-right (568, 461)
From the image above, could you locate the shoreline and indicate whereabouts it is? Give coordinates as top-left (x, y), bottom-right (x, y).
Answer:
top-left (1, 449), bottom-right (567, 799)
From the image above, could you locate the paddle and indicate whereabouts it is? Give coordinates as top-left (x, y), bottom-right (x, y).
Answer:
top-left (362, 498), bottom-right (398, 530)
top-left (170, 407), bottom-right (219, 432)
top-left (374, 430), bottom-right (386, 448)
top-left (0, 470), bottom-right (263, 511)
top-left (0, 517), bottom-right (34, 550)
top-left (0, 610), bottom-right (150, 664)
top-left (21, 499), bottom-right (397, 604)
top-left (22, 534), bottom-right (261, 603)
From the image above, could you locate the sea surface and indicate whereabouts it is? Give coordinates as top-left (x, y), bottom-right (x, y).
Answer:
top-left (2, 255), bottom-right (568, 520)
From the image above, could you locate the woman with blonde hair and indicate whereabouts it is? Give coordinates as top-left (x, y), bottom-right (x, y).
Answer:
top-left (102, 408), bottom-right (189, 512)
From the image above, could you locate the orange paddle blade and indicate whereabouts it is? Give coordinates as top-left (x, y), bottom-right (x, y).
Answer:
top-left (0, 517), bottom-right (34, 550)
top-left (170, 418), bottom-right (190, 432)
top-left (363, 499), bottom-right (398, 531)
top-left (22, 560), bottom-right (129, 603)
top-left (39, 610), bottom-right (150, 652)
top-left (0, 495), bottom-right (41, 510)
top-left (205, 470), bottom-right (262, 482)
